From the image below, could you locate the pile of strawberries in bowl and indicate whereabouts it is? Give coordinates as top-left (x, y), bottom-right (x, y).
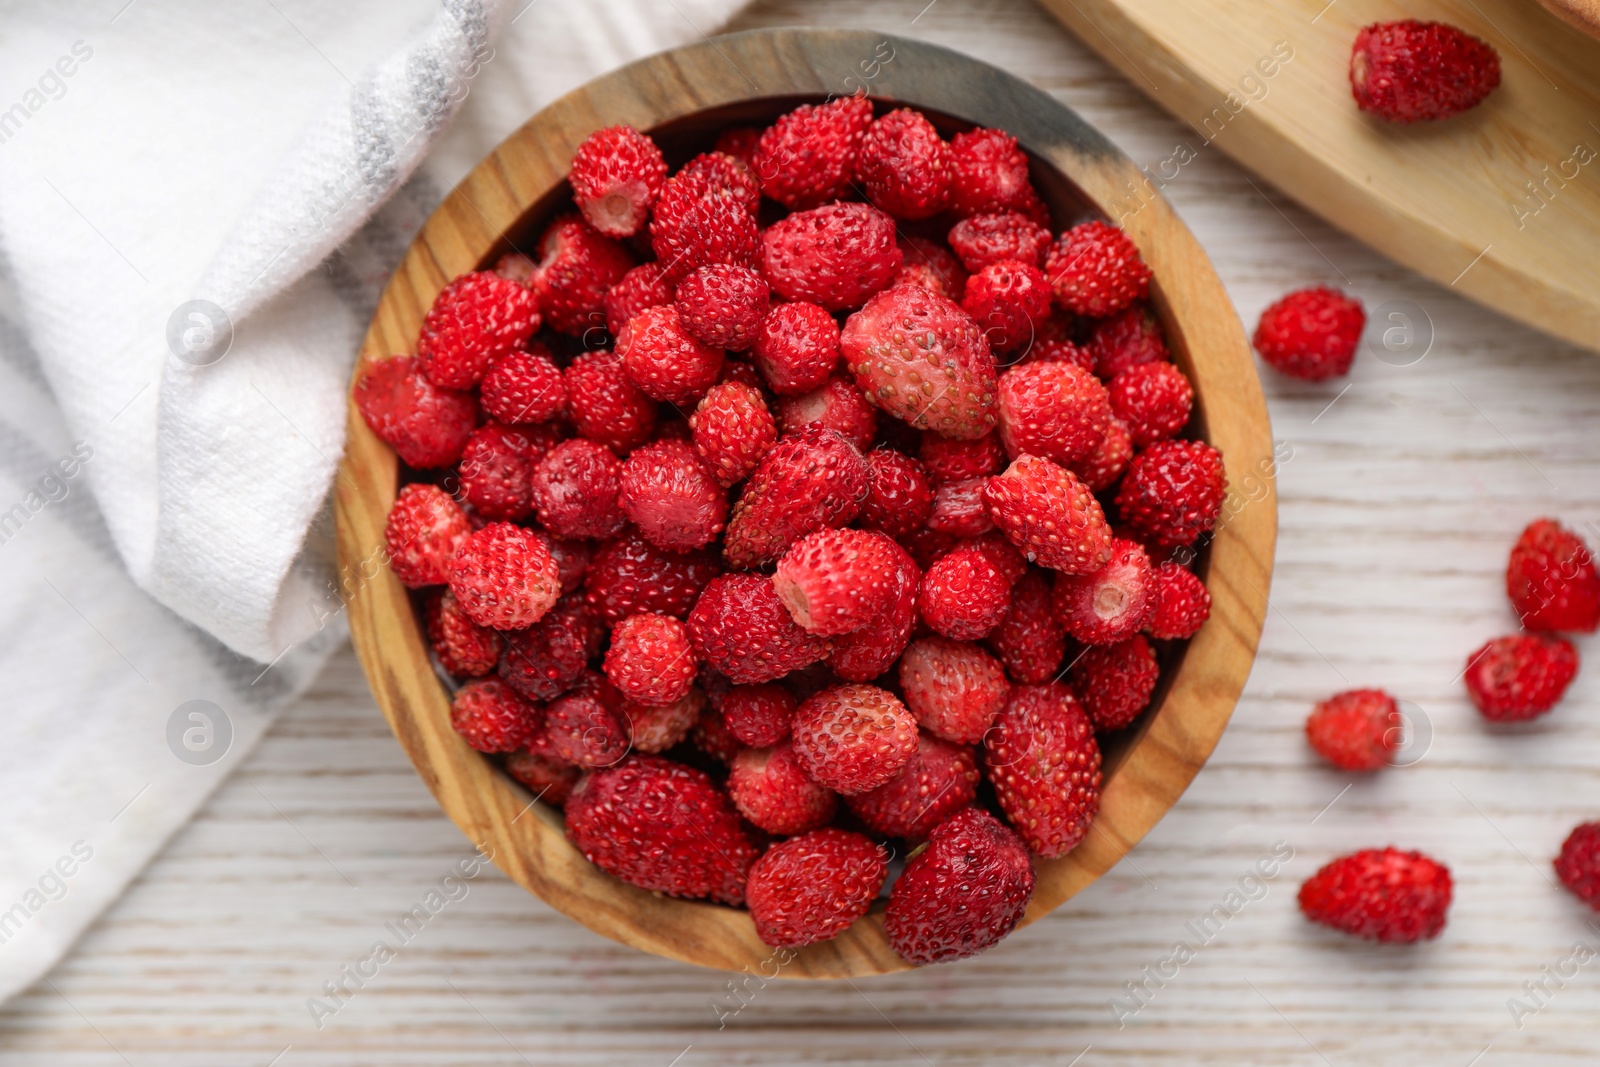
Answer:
top-left (355, 95), bottom-right (1225, 966)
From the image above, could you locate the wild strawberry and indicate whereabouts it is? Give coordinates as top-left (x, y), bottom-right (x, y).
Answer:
top-left (1071, 417), bottom-right (1134, 493)
top-left (1464, 633), bottom-right (1579, 722)
top-left (970, 530), bottom-right (1029, 585)
top-left (1070, 635), bottom-right (1159, 731)
top-left (713, 126), bottom-right (761, 166)
top-left (584, 532), bottom-right (719, 623)
top-left (773, 528), bottom-right (904, 636)
top-left (948, 211), bottom-right (1050, 272)
top-left (564, 755), bottom-right (757, 904)
top-left (385, 482), bottom-right (472, 588)
top-left (1115, 439), bottom-right (1227, 548)
top-left (761, 202), bottom-right (903, 312)
top-left (650, 170), bottom-right (760, 284)
top-left (504, 749), bottom-right (581, 806)
top-left (425, 590), bottom-right (501, 677)
top-left (354, 355), bottom-right (477, 469)
top-left (416, 271), bottom-right (541, 390)
top-left (963, 260), bottom-right (1053, 354)
top-left (618, 438), bottom-right (728, 551)
top-left (1305, 688), bottom-right (1400, 771)
top-left (855, 107), bottom-right (953, 220)
top-left (926, 478), bottom-right (996, 538)
top-left (1146, 561), bottom-right (1211, 639)
top-left (531, 438), bottom-right (626, 540)
top-left (686, 573), bottom-right (829, 684)
top-left (947, 128), bottom-right (1037, 217)
top-left (920, 432), bottom-right (1005, 484)
top-left (457, 423), bottom-right (535, 522)
top-left (1252, 287), bottom-right (1366, 381)
top-left (847, 734), bottom-right (979, 841)
top-left (603, 612), bottom-right (698, 707)
top-left (615, 304), bottom-right (724, 405)
top-left (1350, 20), bottom-right (1500, 123)
top-left (692, 700), bottom-right (746, 764)
top-left (544, 670), bottom-right (631, 767)
top-left (728, 742), bottom-right (838, 835)
top-left (623, 686), bottom-right (704, 754)
top-left (984, 454), bottom-right (1113, 574)
top-left (995, 361), bottom-right (1112, 467)
top-left (604, 262), bottom-right (672, 337)
top-left (840, 284), bottom-right (999, 440)
top-left (493, 251), bottom-right (536, 286)
top-left (902, 527), bottom-right (961, 571)
top-left (1507, 519), bottom-right (1600, 633)
top-left (1052, 538), bottom-right (1156, 645)
top-left (746, 828), bottom-right (887, 948)
top-left (791, 683), bottom-right (919, 795)
top-left (689, 380), bottom-right (778, 487)
top-left (720, 683), bottom-right (797, 747)
top-left (752, 95), bottom-right (873, 210)
top-left (479, 346), bottom-right (565, 427)
top-left (498, 595), bottom-right (595, 701)
top-left (985, 570), bottom-right (1066, 684)
top-left (1298, 848), bottom-right (1452, 942)
top-left (723, 427), bottom-right (869, 569)
top-left (982, 683), bottom-right (1101, 856)
top-left (918, 543), bottom-right (1012, 641)
top-left (448, 522), bottom-right (562, 630)
top-left (826, 539), bottom-right (920, 682)
top-left (534, 213), bottom-right (635, 336)
top-left (1088, 303), bottom-right (1168, 379)
top-left (859, 449), bottom-right (935, 537)
top-left (898, 637), bottom-right (1009, 744)
top-left (569, 125), bottom-right (667, 237)
top-left (1555, 823), bottom-right (1600, 911)
top-left (678, 150), bottom-right (762, 214)
top-left (1108, 362), bottom-right (1193, 446)
top-left (775, 375), bottom-right (877, 451)
top-left (1045, 220), bottom-right (1151, 318)
top-left (563, 349), bottom-right (658, 454)
top-left (897, 236), bottom-right (969, 300)
top-left (672, 263), bottom-right (770, 352)
top-left (450, 678), bottom-right (538, 752)
top-left (750, 300), bottom-right (842, 396)
top-left (885, 807), bottom-right (1036, 964)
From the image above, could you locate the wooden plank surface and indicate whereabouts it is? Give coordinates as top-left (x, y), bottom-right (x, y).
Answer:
top-left (4, 0), bottom-right (1600, 1062)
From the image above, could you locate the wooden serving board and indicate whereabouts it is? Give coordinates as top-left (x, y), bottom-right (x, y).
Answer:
top-left (1035, 0), bottom-right (1600, 351)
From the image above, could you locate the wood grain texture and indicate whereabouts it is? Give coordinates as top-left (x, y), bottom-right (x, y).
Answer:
top-left (1535, 0), bottom-right (1600, 36)
top-left (335, 26), bottom-right (1275, 978)
top-left (1034, 0), bottom-right (1600, 352)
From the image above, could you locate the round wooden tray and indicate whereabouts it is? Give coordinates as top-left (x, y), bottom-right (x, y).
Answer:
top-left (334, 28), bottom-right (1277, 978)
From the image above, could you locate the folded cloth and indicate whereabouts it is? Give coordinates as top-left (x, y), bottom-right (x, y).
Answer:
top-left (0, 0), bottom-right (746, 1003)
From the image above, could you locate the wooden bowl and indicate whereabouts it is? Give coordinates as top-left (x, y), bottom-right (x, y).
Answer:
top-left (335, 27), bottom-right (1276, 978)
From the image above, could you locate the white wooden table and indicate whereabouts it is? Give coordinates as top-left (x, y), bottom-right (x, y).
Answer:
top-left (7, 0), bottom-right (1600, 1063)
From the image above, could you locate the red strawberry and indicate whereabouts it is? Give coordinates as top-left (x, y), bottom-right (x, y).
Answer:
top-left (963, 259), bottom-right (1054, 354)
top-left (897, 235), bottom-right (969, 300)
top-left (623, 686), bottom-right (705, 754)
top-left (728, 742), bottom-right (838, 835)
top-left (947, 128), bottom-right (1037, 217)
top-left (1306, 688), bottom-right (1400, 771)
top-left (673, 263), bottom-right (769, 352)
top-left (854, 107), bottom-right (954, 220)
top-left (650, 170), bottom-right (760, 285)
top-left (450, 678), bottom-right (538, 753)
top-left (498, 595), bottom-right (595, 701)
top-left (384, 483), bottom-right (471, 588)
top-left (918, 543), bottom-right (1012, 641)
top-left (722, 427), bottom-right (869, 569)
top-left (859, 448), bottom-right (935, 538)
top-left (493, 251), bottom-right (535, 286)
top-left (713, 126), bottom-right (761, 166)
top-left (984, 454), bottom-right (1113, 574)
top-left (678, 150), bottom-right (761, 214)
top-left (926, 477), bottom-right (996, 538)
top-left (761, 202), bottom-right (903, 312)
top-left (458, 423), bottom-right (536, 522)
top-left (354, 356), bottom-right (477, 469)
top-left (982, 683), bottom-right (1101, 856)
top-left (1069, 635), bottom-right (1159, 732)
top-left (898, 636), bottom-right (1009, 744)
top-left (603, 612), bottom-right (698, 707)
top-left (534, 213), bottom-right (635, 336)
top-left (1252, 287), bottom-right (1366, 381)
top-left (775, 374), bottom-right (877, 453)
top-left (1115, 439), bottom-right (1227, 548)
top-left (969, 530), bottom-right (1028, 586)
top-left (985, 570), bottom-right (1066, 684)
top-left (425, 590), bottom-right (501, 677)
top-left (1146, 561), bottom-right (1211, 639)
top-left (615, 304), bottom-right (724, 405)
top-left (791, 683), bottom-right (919, 795)
top-left (1088, 304), bottom-right (1170, 380)
top-left (686, 573), bottom-right (829, 685)
top-left (1555, 822), bottom-right (1600, 911)
top-left (564, 755), bottom-right (757, 904)
top-left (1052, 538), bottom-right (1157, 645)
top-left (692, 700), bottom-right (746, 764)
top-left (563, 349), bottom-right (658, 455)
top-left (569, 124), bottom-right (667, 237)
top-left (995, 360), bottom-right (1112, 468)
top-left (1298, 848), bottom-right (1452, 942)
top-left (448, 522), bottom-right (562, 630)
top-left (750, 300), bottom-right (842, 396)
top-left (846, 734), bottom-right (980, 841)
top-left (1464, 633), bottom-right (1579, 721)
top-left (752, 95), bottom-right (873, 210)
top-left (584, 532), bottom-right (719, 623)
top-left (1507, 519), bottom-right (1600, 633)
top-left (689, 380), bottom-right (778, 488)
top-left (919, 432), bottom-right (1005, 484)
top-left (504, 749), bottom-right (581, 806)
top-left (604, 262), bottom-right (672, 337)
top-left (947, 214), bottom-right (1046, 275)
top-left (1350, 20), bottom-right (1500, 123)
top-left (720, 683), bottom-right (797, 747)
top-left (1108, 362), bottom-right (1193, 446)
top-left (772, 527), bottom-right (904, 636)
top-left (885, 807), bottom-right (1036, 964)
top-left (840, 284), bottom-right (999, 440)
top-left (416, 271), bottom-right (541, 390)
top-left (531, 438), bottom-right (626, 540)
top-left (901, 526), bottom-right (961, 572)
top-left (746, 828), bottom-right (887, 948)
top-left (1044, 220), bottom-right (1151, 318)
top-left (543, 670), bottom-right (631, 768)
top-left (1070, 417), bottom-right (1134, 493)
top-left (618, 437), bottom-right (728, 551)
top-left (480, 345), bottom-right (566, 426)
top-left (826, 538), bottom-right (920, 682)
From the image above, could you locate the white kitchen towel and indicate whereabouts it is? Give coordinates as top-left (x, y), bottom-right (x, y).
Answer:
top-left (0, 0), bottom-right (746, 1003)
